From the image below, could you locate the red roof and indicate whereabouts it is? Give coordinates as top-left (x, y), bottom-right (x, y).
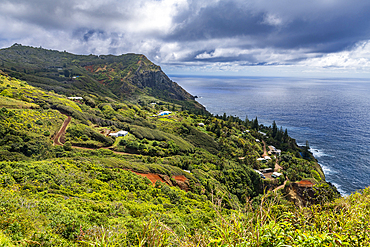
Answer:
top-left (298, 180), bottom-right (313, 187)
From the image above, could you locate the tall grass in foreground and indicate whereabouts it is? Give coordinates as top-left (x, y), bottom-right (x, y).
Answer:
top-left (82, 188), bottom-right (370, 246)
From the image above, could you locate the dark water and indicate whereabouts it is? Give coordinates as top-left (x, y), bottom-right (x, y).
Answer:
top-left (171, 75), bottom-right (370, 196)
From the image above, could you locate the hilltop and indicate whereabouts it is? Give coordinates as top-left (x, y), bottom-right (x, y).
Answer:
top-left (0, 45), bottom-right (363, 246)
top-left (0, 44), bottom-right (203, 113)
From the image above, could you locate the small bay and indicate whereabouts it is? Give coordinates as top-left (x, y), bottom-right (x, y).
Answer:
top-left (172, 75), bottom-right (370, 196)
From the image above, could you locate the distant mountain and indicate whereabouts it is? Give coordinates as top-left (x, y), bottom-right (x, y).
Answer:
top-left (0, 44), bottom-right (204, 112)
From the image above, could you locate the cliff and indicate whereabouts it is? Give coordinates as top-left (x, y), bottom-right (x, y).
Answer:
top-left (0, 44), bottom-right (204, 111)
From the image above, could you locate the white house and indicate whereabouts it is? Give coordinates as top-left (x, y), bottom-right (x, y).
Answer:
top-left (158, 111), bottom-right (172, 116)
top-left (198, 123), bottom-right (205, 127)
top-left (254, 170), bottom-right (265, 179)
top-left (109, 130), bottom-right (128, 137)
top-left (258, 131), bottom-right (267, 136)
top-left (68, 97), bottom-right (83, 100)
top-left (269, 146), bottom-right (281, 156)
top-left (271, 172), bottom-right (283, 178)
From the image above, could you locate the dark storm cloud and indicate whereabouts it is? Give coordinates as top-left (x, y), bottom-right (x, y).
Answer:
top-left (73, 29), bottom-right (109, 42)
top-left (1, 0), bottom-right (370, 72)
top-left (167, 1), bottom-right (274, 41)
top-left (168, 0), bottom-right (370, 56)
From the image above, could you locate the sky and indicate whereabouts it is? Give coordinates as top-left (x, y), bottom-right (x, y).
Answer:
top-left (1, 0), bottom-right (370, 78)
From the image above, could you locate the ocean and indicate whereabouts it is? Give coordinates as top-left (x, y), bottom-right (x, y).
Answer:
top-left (171, 75), bottom-right (370, 196)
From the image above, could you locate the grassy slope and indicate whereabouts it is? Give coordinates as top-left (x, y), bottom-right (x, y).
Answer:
top-left (0, 70), bottom-right (357, 246)
top-left (0, 44), bottom-right (203, 112)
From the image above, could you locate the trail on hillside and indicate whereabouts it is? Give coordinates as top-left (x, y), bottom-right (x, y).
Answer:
top-left (53, 115), bottom-right (71, 145)
top-left (53, 113), bottom-right (137, 156)
top-left (262, 140), bottom-right (268, 157)
top-left (273, 179), bottom-right (288, 192)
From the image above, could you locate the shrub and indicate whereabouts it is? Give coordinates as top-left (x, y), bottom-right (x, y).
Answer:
top-left (35, 119), bottom-right (43, 125)
top-left (63, 141), bottom-right (72, 151)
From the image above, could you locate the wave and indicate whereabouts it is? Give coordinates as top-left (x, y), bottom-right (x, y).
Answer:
top-left (319, 163), bottom-right (337, 176)
top-left (331, 182), bottom-right (349, 197)
top-left (309, 147), bottom-right (331, 158)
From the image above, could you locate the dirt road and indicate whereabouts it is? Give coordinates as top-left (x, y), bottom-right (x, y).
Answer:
top-left (262, 140), bottom-right (268, 157)
top-left (273, 179), bottom-right (288, 192)
top-left (53, 115), bottom-right (71, 145)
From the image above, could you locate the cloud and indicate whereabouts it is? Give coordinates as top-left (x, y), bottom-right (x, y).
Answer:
top-left (1, 0), bottom-right (370, 76)
top-left (300, 41), bottom-right (370, 70)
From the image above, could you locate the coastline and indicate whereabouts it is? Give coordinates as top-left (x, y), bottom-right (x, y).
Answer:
top-left (172, 75), bottom-right (368, 195)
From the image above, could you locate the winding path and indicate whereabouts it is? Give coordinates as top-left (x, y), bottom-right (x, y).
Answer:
top-left (53, 114), bottom-right (136, 155)
top-left (273, 179), bottom-right (288, 192)
top-left (53, 115), bottom-right (71, 145)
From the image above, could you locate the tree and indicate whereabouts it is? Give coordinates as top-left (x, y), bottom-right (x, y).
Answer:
top-left (63, 141), bottom-right (72, 151)
top-left (252, 117), bottom-right (259, 130)
top-left (283, 129), bottom-right (289, 143)
top-left (244, 115), bottom-right (249, 128)
top-left (302, 140), bottom-right (310, 159)
top-left (64, 69), bottom-right (70, 78)
top-left (272, 120), bottom-right (277, 138)
top-left (276, 126), bottom-right (283, 142)
top-left (222, 113), bottom-right (227, 121)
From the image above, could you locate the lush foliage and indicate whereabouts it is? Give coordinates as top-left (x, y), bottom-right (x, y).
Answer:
top-left (0, 52), bottom-right (350, 246)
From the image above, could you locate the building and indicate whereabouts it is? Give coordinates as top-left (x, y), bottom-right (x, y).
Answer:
top-left (271, 172), bottom-right (282, 178)
top-left (258, 131), bottom-right (267, 136)
top-left (254, 170), bottom-right (265, 179)
top-left (109, 130), bottom-right (128, 137)
top-left (269, 145), bottom-right (281, 156)
top-left (261, 168), bottom-right (273, 173)
top-left (297, 180), bottom-right (314, 188)
top-left (158, 111), bottom-right (172, 116)
top-left (198, 123), bottom-right (205, 127)
top-left (67, 97), bottom-right (83, 100)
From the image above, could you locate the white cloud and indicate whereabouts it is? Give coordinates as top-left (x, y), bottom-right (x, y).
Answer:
top-left (262, 13), bottom-right (283, 26)
top-left (300, 41), bottom-right (370, 70)
top-left (1, 0), bottom-right (370, 77)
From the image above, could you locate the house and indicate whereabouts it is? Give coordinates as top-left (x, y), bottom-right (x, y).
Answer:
top-left (109, 130), bottom-right (128, 137)
top-left (269, 145), bottom-right (281, 156)
top-left (68, 96), bottom-right (83, 100)
top-left (297, 180), bottom-right (313, 188)
top-left (198, 123), bottom-right (205, 127)
top-left (271, 172), bottom-right (282, 178)
top-left (257, 157), bottom-right (267, 163)
top-left (254, 170), bottom-right (265, 179)
top-left (261, 168), bottom-right (273, 173)
top-left (158, 111), bottom-right (172, 116)
top-left (256, 139), bottom-right (260, 142)
top-left (258, 131), bottom-right (267, 136)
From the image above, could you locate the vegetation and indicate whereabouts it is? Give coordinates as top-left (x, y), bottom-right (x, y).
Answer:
top-left (0, 44), bottom-right (203, 113)
top-left (0, 46), bottom-right (361, 246)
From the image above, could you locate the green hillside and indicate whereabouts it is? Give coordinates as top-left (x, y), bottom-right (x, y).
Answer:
top-left (0, 44), bottom-right (203, 113)
top-left (0, 46), bottom-right (366, 246)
